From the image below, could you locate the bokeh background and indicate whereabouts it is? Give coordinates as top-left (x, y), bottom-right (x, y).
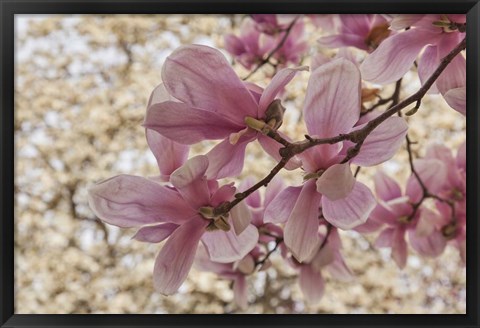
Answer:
top-left (14, 14), bottom-right (466, 314)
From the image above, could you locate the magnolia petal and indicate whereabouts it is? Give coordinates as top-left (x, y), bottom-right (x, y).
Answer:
top-left (88, 175), bottom-right (195, 228)
top-left (406, 159), bottom-right (447, 203)
top-left (238, 177), bottom-right (261, 208)
top-left (327, 253), bottom-right (354, 282)
top-left (202, 224), bottom-right (259, 263)
top-left (194, 246), bottom-right (234, 275)
top-left (264, 186), bottom-right (302, 224)
top-left (162, 45), bottom-right (258, 124)
top-left (409, 228), bottom-right (446, 258)
top-left (304, 58), bottom-right (361, 138)
top-left (456, 141), bottom-right (466, 172)
top-left (299, 265), bottom-right (325, 304)
top-left (310, 242), bottom-right (335, 271)
top-left (361, 29), bottom-right (439, 84)
top-left (369, 202), bottom-right (398, 226)
top-left (210, 183), bottom-right (236, 207)
top-left (153, 218), bottom-right (207, 295)
top-left (170, 155), bottom-right (210, 209)
top-left (350, 117), bottom-right (408, 167)
top-left (322, 181), bottom-right (376, 230)
top-left (132, 223), bottom-right (179, 243)
top-left (418, 45), bottom-right (439, 93)
top-left (145, 101), bottom-right (242, 144)
top-left (257, 134), bottom-right (302, 170)
top-left (264, 176), bottom-right (285, 209)
top-left (205, 135), bottom-right (254, 180)
top-left (316, 163), bottom-right (355, 201)
top-left (392, 228), bottom-right (408, 269)
top-left (374, 171), bottom-right (402, 201)
top-left (284, 180), bottom-right (322, 262)
top-left (233, 275), bottom-right (248, 310)
top-left (318, 33), bottom-right (369, 51)
top-left (443, 87), bottom-right (466, 115)
top-left (147, 83), bottom-right (177, 107)
top-left (258, 66), bottom-right (308, 116)
top-left (230, 201), bottom-right (253, 235)
top-left (375, 228), bottom-right (395, 248)
top-left (146, 128), bottom-right (189, 177)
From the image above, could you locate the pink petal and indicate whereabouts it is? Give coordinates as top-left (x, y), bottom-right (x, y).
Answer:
top-left (389, 14), bottom-right (425, 30)
top-left (304, 58), bottom-right (361, 138)
top-left (349, 117), bottom-right (408, 166)
top-left (202, 224), bottom-right (259, 263)
top-left (391, 228), bottom-right (408, 269)
top-left (361, 29), bottom-right (439, 84)
top-left (224, 34), bottom-right (246, 56)
top-left (318, 33), bottom-right (369, 50)
top-left (340, 14), bottom-right (374, 35)
top-left (264, 186), bottom-right (302, 224)
top-left (170, 155), bottom-right (210, 209)
top-left (132, 223), bottom-right (179, 243)
top-left (299, 265), bottom-right (325, 304)
top-left (162, 45), bottom-right (258, 124)
top-left (310, 243), bottom-right (335, 270)
top-left (147, 83), bottom-right (177, 106)
top-left (284, 180), bottom-right (322, 262)
top-left (144, 101), bottom-right (242, 144)
top-left (153, 218), bottom-right (207, 295)
top-left (322, 181), bottom-right (376, 230)
top-left (230, 201), bottom-right (253, 235)
top-left (194, 246), bottom-right (234, 275)
top-left (233, 275), bottom-right (248, 310)
top-left (210, 183), bottom-right (236, 207)
top-left (316, 163), bottom-right (355, 201)
top-left (375, 228), bottom-right (395, 248)
top-left (354, 216), bottom-right (383, 234)
top-left (418, 45), bottom-right (439, 93)
top-left (88, 175), bottom-right (196, 228)
top-left (257, 134), bottom-right (302, 171)
top-left (258, 67), bottom-right (308, 116)
top-left (408, 230), bottom-right (447, 257)
top-left (443, 87), bottom-right (466, 115)
top-left (238, 177), bottom-right (261, 208)
top-left (436, 35), bottom-right (466, 95)
top-left (264, 176), bottom-right (285, 209)
top-left (369, 202), bottom-right (398, 226)
top-left (327, 253), bottom-right (354, 282)
top-left (146, 128), bottom-right (189, 177)
top-left (406, 159), bottom-right (447, 203)
top-left (205, 135), bottom-right (254, 180)
top-left (374, 171), bottom-right (402, 201)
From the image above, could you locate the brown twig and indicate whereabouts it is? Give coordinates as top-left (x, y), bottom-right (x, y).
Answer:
top-left (214, 36), bottom-right (466, 217)
top-left (242, 16), bottom-right (300, 80)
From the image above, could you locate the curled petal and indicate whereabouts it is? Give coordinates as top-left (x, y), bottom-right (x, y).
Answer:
top-left (88, 175), bottom-right (195, 228)
top-left (202, 224), bottom-right (259, 263)
top-left (316, 163), bottom-right (355, 201)
top-left (153, 218), bottom-right (207, 295)
top-left (322, 181), bottom-right (376, 230)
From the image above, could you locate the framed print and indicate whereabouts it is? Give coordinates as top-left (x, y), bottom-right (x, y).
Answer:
top-left (1, 1), bottom-right (479, 327)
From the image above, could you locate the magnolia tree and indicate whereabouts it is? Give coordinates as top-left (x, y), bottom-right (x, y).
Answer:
top-left (88, 14), bottom-right (466, 309)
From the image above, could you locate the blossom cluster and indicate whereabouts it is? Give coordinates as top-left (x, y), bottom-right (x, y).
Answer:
top-left (88, 14), bottom-right (466, 308)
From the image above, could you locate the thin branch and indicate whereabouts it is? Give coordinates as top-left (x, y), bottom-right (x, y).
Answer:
top-left (213, 36), bottom-right (466, 217)
top-left (242, 16), bottom-right (300, 80)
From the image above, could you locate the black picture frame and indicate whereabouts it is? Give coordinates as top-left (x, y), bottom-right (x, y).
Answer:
top-left (1, 1), bottom-right (479, 327)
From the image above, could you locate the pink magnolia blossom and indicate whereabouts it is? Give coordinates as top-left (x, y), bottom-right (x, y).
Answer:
top-left (361, 14), bottom-right (466, 115)
top-left (195, 245), bottom-right (265, 310)
top-left (88, 155), bottom-right (259, 295)
top-left (224, 19), bottom-right (276, 70)
top-left (250, 14), bottom-right (297, 35)
top-left (369, 161), bottom-right (448, 268)
top-left (264, 58), bottom-right (408, 262)
top-left (318, 14), bottom-right (391, 52)
top-left (285, 228), bottom-right (353, 304)
top-left (144, 44), bottom-right (304, 179)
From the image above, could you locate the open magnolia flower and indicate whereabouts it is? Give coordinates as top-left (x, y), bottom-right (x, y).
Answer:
top-left (361, 14), bottom-right (466, 115)
top-left (264, 58), bottom-right (408, 262)
top-left (144, 44), bottom-right (304, 180)
top-left (88, 154), bottom-right (259, 295)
